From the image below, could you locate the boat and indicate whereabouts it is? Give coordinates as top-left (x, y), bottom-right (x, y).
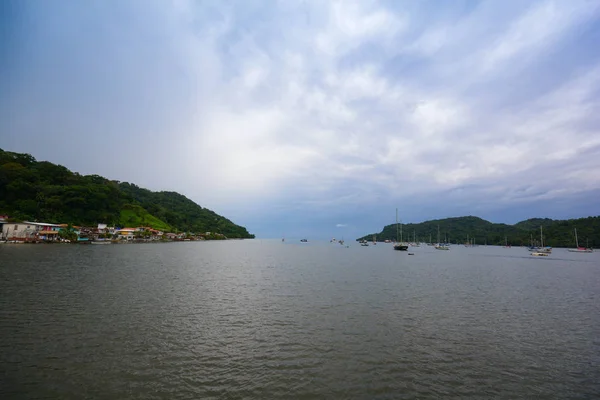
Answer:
top-left (91, 240), bottom-right (111, 245)
top-left (536, 226), bottom-right (552, 253)
top-left (411, 231), bottom-right (420, 247)
top-left (300, 239), bottom-right (308, 242)
top-left (530, 226), bottom-right (551, 256)
top-left (465, 234), bottom-right (473, 247)
top-left (531, 252), bottom-right (548, 257)
top-left (503, 236), bottom-right (511, 248)
top-left (434, 225), bottom-right (449, 250)
top-left (393, 209), bottom-right (408, 251)
top-left (567, 228), bottom-right (593, 253)
top-left (526, 234), bottom-right (539, 251)
top-left (372, 234), bottom-right (377, 245)
top-left (361, 240), bottom-right (369, 247)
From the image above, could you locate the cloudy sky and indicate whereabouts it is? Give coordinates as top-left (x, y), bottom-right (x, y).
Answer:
top-left (2, 0), bottom-right (600, 239)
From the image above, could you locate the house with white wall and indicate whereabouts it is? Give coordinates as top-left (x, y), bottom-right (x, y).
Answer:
top-left (2, 221), bottom-right (62, 241)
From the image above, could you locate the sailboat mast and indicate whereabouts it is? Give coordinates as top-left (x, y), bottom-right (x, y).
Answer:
top-left (540, 226), bottom-right (543, 248)
top-left (396, 208), bottom-right (399, 243)
top-left (530, 234), bottom-right (533, 247)
top-left (575, 228), bottom-right (579, 247)
top-left (400, 219), bottom-right (403, 242)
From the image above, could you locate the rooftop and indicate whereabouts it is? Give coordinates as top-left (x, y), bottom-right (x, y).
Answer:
top-left (23, 221), bottom-right (63, 227)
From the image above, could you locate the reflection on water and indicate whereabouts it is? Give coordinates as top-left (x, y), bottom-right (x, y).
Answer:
top-left (1, 241), bottom-right (599, 399)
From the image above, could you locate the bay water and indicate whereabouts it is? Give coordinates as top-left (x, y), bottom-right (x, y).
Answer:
top-left (1, 241), bottom-right (599, 399)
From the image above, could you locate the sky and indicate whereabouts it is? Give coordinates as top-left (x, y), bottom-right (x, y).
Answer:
top-left (1, 0), bottom-right (600, 239)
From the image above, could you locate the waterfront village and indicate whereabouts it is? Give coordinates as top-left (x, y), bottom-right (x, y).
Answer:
top-left (0, 215), bottom-right (227, 244)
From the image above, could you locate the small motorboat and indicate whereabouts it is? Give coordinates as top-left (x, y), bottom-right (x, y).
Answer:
top-left (531, 252), bottom-right (548, 257)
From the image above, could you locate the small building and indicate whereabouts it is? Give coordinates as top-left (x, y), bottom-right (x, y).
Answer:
top-left (0, 215), bottom-right (7, 240)
top-left (2, 221), bottom-right (62, 241)
top-left (115, 228), bottom-right (136, 240)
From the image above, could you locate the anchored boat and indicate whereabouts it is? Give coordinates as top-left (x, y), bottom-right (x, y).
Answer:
top-left (393, 209), bottom-right (408, 251)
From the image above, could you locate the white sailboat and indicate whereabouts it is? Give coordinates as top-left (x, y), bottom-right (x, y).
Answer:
top-left (411, 230), bottom-right (420, 247)
top-left (531, 226), bottom-right (551, 256)
top-left (537, 226), bottom-right (552, 253)
top-left (435, 225), bottom-right (449, 250)
top-left (567, 228), bottom-right (593, 253)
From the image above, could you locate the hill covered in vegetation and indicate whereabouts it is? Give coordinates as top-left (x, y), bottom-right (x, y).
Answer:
top-left (358, 215), bottom-right (600, 248)
top-left (0, 148), bottom-right (255, 238)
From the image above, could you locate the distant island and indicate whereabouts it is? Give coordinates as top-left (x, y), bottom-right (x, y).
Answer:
top-left (357, 215), bottom-right (599, 248)
top-left (0, 148), bottom-right (255, 239)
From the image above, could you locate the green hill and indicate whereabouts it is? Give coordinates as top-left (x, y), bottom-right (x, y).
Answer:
top-left (118, 183), bottom-right (254, 238)
top-left (513, 218), bottom-right (555, 230)
top-left (119, 204), bottom-right (172, 232)
top-left (358, 215), bottom-right (600, 248)
top-left (0, 148), bottom-right (255, 238)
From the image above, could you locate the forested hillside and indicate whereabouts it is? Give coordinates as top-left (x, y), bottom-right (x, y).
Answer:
top-left (0, 148), bottom-right (255, 238)
top-left (358, 215), bottom-right (600, 248)
top-left (119, 183), bottom-right (253, 238)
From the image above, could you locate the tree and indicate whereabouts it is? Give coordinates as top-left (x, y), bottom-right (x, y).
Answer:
top-left (58, 225), bottom-right (78, 242)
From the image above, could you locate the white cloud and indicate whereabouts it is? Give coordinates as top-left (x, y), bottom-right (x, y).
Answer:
top-left (478, 1), bottom-right (595, 74)
top-left (4, 0), bottom-right (600, 236)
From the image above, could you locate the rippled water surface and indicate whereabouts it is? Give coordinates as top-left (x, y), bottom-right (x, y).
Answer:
top-left (1, 241), bottom-right (599, 399)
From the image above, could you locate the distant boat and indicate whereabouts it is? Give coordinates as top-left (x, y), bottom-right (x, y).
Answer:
top-left (372, 234), bottom-right (377, 245)
top-left (526, 233), bottom-right (539, 251)
top-left (393, 208), bottom-right (408, 251)
top-left (91, 241), bottom-right (111, 245)
top-left (434, 225), bottom-right (449, 250)
top-left (504, 236), bottom-right (511, 248)
top-left (567, 228), bottom-right (593, 253)
top-left (465, 234), bottom-right (472, 247)
top-left (300, 239), bottom-right (308, 242)
top-left (531, 226), bottom-right (551, 255)
top-left (536, 226), bottom-right (552, 254)
top-left (411, 230), bottom-right (420, 247)
top-left (531, 252), bottom-right (548, 257)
